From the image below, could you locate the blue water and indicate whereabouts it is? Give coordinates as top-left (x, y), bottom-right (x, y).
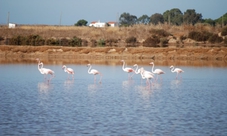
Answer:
top-left (0, 62), bottom-right (227, 136)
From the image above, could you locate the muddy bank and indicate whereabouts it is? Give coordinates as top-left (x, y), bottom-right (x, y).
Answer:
top-left (0, 45), bottom-right (227, 66)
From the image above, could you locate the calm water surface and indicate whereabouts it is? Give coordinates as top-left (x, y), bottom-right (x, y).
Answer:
top-left (0, 62), bottom-right (227, 136)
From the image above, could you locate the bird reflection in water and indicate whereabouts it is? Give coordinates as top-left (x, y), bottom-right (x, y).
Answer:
top-left (171, 79), bottom-right (182, 89)
top-left (37, 82), bottom-right (53, 93)
top-left (64, 79), bottom-right (74, 90)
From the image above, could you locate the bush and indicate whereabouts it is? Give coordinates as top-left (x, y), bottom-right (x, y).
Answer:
top-left (149, 29), bottom-right (171, 37)
top-left (188, 31), bottom-right (213, 41)
top-left (125, 36), bottom-right (137, 43)
top-left (143, 35), bottom-right (160, 47)
top-left (223, 38), bottom-right (227, 44)
top-left (106, 38), bottom-right (118, 46)
top-left (97, 39), bottom-right (105, 47)
top-left (69, 36), bottom-right (82, 47)
top-left (208, 34), bottom-right (223, 43)
top-left (221, 27), bottom-right (227, 36)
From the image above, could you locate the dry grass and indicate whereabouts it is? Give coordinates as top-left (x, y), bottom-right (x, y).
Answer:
top-left (0, 24), bottom-right (224, 45)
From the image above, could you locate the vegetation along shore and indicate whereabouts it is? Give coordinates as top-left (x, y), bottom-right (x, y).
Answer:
top-left (0, 23), bottom-right (227, 65)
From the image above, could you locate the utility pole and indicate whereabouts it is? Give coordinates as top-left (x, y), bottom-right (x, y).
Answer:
top-left (59, 12), bottom-right (62, 26)
top-left (7, 12), bottom-right (10, 25)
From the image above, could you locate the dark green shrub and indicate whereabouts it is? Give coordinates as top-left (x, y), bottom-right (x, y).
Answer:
top-left (98, 39), bottom-right (105, 47)
top-left (208, 34), bottom-right (223, 43)
top-left (70, 36), bottom-right (82, 47)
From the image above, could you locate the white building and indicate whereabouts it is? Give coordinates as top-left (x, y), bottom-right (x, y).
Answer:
top-left (107, 22), bottom-right (118, 27)
top-left (8, 23), bottom-right (16, 28)
top-left (89, 21), bottom-right (106, 27)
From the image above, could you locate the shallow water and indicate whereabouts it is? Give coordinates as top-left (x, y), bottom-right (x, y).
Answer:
top-left (0, 62), bottom-right (227, 135)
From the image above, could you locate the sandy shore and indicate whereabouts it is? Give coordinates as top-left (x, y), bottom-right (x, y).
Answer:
top-left (0, 45), bottom-right (227, 66)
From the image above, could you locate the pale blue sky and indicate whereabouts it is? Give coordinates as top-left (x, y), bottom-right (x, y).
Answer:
top-left (0, 0), bottom-right (226, 25)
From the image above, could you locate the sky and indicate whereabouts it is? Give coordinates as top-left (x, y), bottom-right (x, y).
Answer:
top-left (0, 0), bottom-right (226, 25)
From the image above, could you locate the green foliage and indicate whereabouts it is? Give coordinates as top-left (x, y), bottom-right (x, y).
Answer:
top-left (221, 26), bottom-right (227, 36)
top-left (119, 12), bottom-right (137, 26)
top-left (70, 36), bottom-right (82, 47)
top-left (163, 8), bottom-right (183, 25)
top-left (137, 14), bottom-right (150, 24)
top-left (183, 9), bottom-right (202, 25)
top-left (150, 13), bottom-right (164, 25)
top-left (74, 19), bottom-right (88, 26)
top-left (97, 39), bottom-right (105, 47)
top-left (8, 35), bottom-right (45, 46)
top-left (215, 13), bottom-right (227, 26)
top-left (202, 18), bottom-right (216, 26)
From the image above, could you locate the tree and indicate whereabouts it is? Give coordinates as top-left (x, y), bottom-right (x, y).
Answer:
top-left (163, 8), bottom-right (183, 25)
top-left (183, 9), bottom-right (202, 25)
top-left (150, 13), bottom-right (164, 25)
top-left (119, 12), bottom-right (137, 26)
top-left (215, 13), bottom-right (227, 26)
top-left (202, 18), bottom-right (216, 26)
top-left (137, 15), bottom-right (150, 24)
top-left (74, 19), bottom-right (88, 26)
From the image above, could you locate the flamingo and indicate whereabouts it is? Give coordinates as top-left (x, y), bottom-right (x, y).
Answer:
top-left (134, 64), bottom-right (154, 75)
top-left (62, 65), bottom-right (74, 79)
top-left (37, 61), bottom-right (54, 81)
top-left (150, 62), bottom-right (165, 81)
top-left (87, 64), bottom-right (102, 83)
top-left (140, 67), bottom-right (154, 86)
top-left (121, 60), bottom-right (134, 79)
top-left (170, 65), bottom-right (184, 79)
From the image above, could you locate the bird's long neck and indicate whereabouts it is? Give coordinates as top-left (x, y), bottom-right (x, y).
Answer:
top-left (135, 65), bottom-right (139, 74)
top-left (122, 61), bottom-right (125, 70)
top-left (63, 66), bottom-right (67, 72)
top-left (151, 63), bottom-right (154, 73)
top-left (171, 66), bottom-right (175, 72)
top-left (88, 65), bottom-right (92, 74)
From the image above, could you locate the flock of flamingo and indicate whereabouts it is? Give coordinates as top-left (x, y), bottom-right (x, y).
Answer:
top-left (36, 58), bottom-right (184, 85)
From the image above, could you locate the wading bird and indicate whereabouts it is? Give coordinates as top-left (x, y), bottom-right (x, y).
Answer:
top-left (87, 64), bottom-right (102, 83)
top-left (150, 62), bottom-right (165, 81)
top-left (121, 60), bottom-right (134, 79)
top-left (140, 67), bottom-right (154, 86)
top-left (36, 59), bottom-right (54, 81)
top-left (62, 65), bottom-right (74, 79)
top-left (170, 65), bottom-right (184, 79)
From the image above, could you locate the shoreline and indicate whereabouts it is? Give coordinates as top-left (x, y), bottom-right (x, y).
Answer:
top-left (0, 45), bottom-right (227, 66)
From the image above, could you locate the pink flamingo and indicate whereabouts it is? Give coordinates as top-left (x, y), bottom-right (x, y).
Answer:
top-left (36, 59), bottom-right (54, 81)
top-left (121, 60), bottom-right (134, 79)
top-left (150, 62), bottom-right (165, 81)
top-left (87, 64), bottom-right (102, 83)
top-left (134, 64), bottom-right (154, 76)
top-left (140, 67), bottom-right (154, 86)
top-left (62, 65), bottom-right (74, 79)
top-left (170, 65), bottom-right (184, 79)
